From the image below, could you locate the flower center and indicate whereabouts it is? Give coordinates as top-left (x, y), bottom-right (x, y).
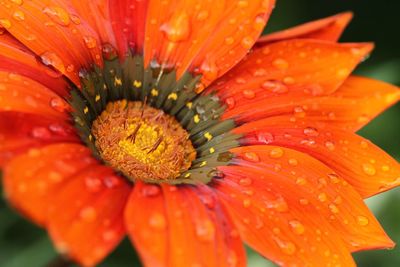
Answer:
top-left (92, 100), bottom-right (196, 182)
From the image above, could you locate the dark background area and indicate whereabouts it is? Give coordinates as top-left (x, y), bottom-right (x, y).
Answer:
top-left (0, 1), bottom-right (399, 266)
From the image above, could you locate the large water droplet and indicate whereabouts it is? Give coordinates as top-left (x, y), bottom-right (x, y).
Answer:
top-left (141, 184), bottom-right (161, 197)
top-left (275, 239), bottom-right (296, 255)
top-left (261, 80), bottom-right (289, 94)
top-left (303, 127), bottom-right (319, 137)
top-left (12, 10), bottom-right (25, 21)
top-left (43, 6), bottom-right (71, 26)
top-left (41, 51), bottom-right (65, 73)
top-left (268, 197), bottom-right (288, 212)
top-left (269, 148), bottom-right (284, 159)
top-left (0, 19), bottom-right (12, 29)
top-left (362, 163), bottom-right (376, 176)
top-left (272, 58), bottom-right (289, 70)
top-left (50, 97), bottom-right (69, 112)
top-left (160, 12), bottom-right (190, 42)
top-left (31, 127), bottom-right (52, 139)
top-left (257, 132), bottom-right (274, 144)
top-left (239, 177), bottom-right (252, 186)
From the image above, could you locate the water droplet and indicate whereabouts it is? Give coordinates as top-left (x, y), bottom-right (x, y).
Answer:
top-left (103, 176), bottom-right (121, 188)
top-left (318, 193), bottom-right (327, 202)
top-left (272, 58), bottom-right (289, 70)
top-left (12, 10), bottom-right (25, 21)
top-left (328, 173), bottom-right (340, 184)
top-left (200, 59), bottom-right (218, 81)
top-left (237, 0), bottom-right (249, 8)
top-left (289, 220), bottom-right (305, 235)
top-left (253, 14), bottom-right (266, 31)
top-left (85, 177), bottom-right (103, 192)
top-left (83, 36), bottom-right (97, 49)
top-left (243, 152), bottom-right (260, 162)
top-left (362, 163), bottom-right (376, 176)
top-left (160, 12), bottom-right (190, 42)
top-left (102, 43), bottom-right (118, 60)
top-left (268, 197), bottom-right (288, 212)
top-left (360, 140), bottom-right (369, 149)
top-left (80, 206), bottom-right (97, 222)
top-left (43, 6), bottom-right (71, 26)
top-left (275, 239), bottom-right (296, 255)
top-left (11, 0), bottom-right (23, 5)
top-left (50, 97), bottom-right (69, 112)
top-left (243, 198), bottom-right (251, 208)
top-left (102, 230), bottom-right (117, 241)
top-left (70, 14), bottom-right (81, 25)
top-left (299, 198), bottom-right (309, 205)
top-left (196, 10), bottom-right (209, 21)
top-left (149, 212), bottom-right (167, 230)
top-left (225, 97), bottom-right (235, 109)
top-left (356, 215), bottom-right (369, 226)
top-left (288, 158), bottom-right (298, 166)
top-left (227, 250), bottom-right (238, 267)
top-left (261, 80), bottom-right (288, 94)
top-left (241, 36), bottom-right (254, 49)
top-left (31, 127), bottom-right (52, 139)
top-left (225, 36), bottom-right (235, 45)
top-left (141, 184), bottom-right (160, 197)
top-left (257, 132), bottom-right (274, 144)
top-left (195, 219), bottom-right (215, 242)
top-left (243, 90), bottom-right (255, 99)
top-left (303, 127), bottom-right (319, 137)
top-left (0, 19), bottom-right (12, 29)
top-left (329, 204), bottom-right (339, 214)
top-left (41, 51), bottom-right (65, 72)
top-left (269, 148), bottom-right (284, 159)
top-left (200, 195), bottom-right (216, 209)
top-left (325, 141), bottom-right (335, 151)
top-left (239, 177), bottom-right (252, 186)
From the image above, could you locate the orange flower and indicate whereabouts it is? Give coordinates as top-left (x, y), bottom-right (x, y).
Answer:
top-left (0, 1), bottom-right (399, 266)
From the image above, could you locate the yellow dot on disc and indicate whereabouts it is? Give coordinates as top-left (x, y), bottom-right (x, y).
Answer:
top-left (209, 147), bottom-right (215, 154)
top-left (168, 92), bottom-right (178, 100)
top-left (95, 94), bottom-right (100, 102)
top-left (194, 114), bottom-right (200, 123)
top-left (186, 102), bottom-right (193, 109)
top-left (151, 88), bottom-right (159, 96)
top-left (200, 161), bottom-right (207, 167)
top-left (114, 77), bottom-right (122, 86)
top-left (133, 80), bottom-right (142, 88)
top-left (204, 132), bottom-right (213, 141)
top-left (84, 106), bottom-right (89, 114)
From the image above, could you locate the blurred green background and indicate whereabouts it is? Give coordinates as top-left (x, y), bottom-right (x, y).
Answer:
top-left (0, 0), bottom-right (399, 266)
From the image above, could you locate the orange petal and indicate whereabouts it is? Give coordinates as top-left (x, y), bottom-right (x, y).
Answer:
top-left (2, 143), bottom-right (96, 226)
top-left (70, 0), bottom-right (116, 47)
top-left (109, 0), bottom-right (149, 56)
top-left (48, 164), bottom-right (130, 267)
top-left (221, 75), bottom-right (399, 126)
top-left (125, 182), bottom-right (246, 267)
top-left (0, 33), bottom-right (69, 96)
top-left (0, 0), bottom-right (103, 85)
top-left (256, 12), bottom-right (353, 45)
top-left (0, 111), bottom-right (79, 167)
top-left (143, 0), bottom-right (275, 86)
top-left (214, 167), bottom-right (356, 266)
top-left (209, 40), bottom-right (373, 111)
top-left (223, 146), bottom-right (394, 253)
top-left (234, 118), bottom-right (400, 198)
top-left (0, 71), bottom-right (70, 119)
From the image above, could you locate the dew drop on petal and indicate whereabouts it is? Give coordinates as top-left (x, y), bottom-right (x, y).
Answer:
top-left (329, 204), bottom-right (339, 214)
top-left (12, 10), bottom-right (25, 21)
top-left (241, 36), bottom-right (254, 49)
top-left (289, 220), bottom-right (305, 235)
top-left (195, 219), bottom-right (215, 242)
top-left (160, 12), bottom-right (190, 42)
top-left (243, 152), bottom-right (260, 162)
top-left (41, 51), bottom-right (65, 73)
top-left (83, 36), bottom-right (97, 49)
top-left (269, 148), bottom-right (284, 159)
top-left (261, 80), bottom-right (288, 94)
top-left (225, 97), bottom-right (235, 109)
top-left (243, 90), bottom-right (255, 99)
top-left (0, 19), bottom-right (12, 29)
top-left (356, 215), bottom-right (369, 226)
top-left (31, 127), bottom-right (52, 139)
top-left (275, 239), bottom-right (296, 255)
top-left (325, 141), bottom-right (335, 151)
top-left (79, 206), bottom-right (97, 222)
top-left (328, 173), bottom-right (340, 184)
top-left (303, 127), bottom-right (319, 137)
top-left (272, 58), bottom-right (289, 70)
top-left (227, 250), bottom-right (238, 267)
top-left (149, 212), bottom-right (167, 230)
top-left (85, 176), bottom-right (103, 192)
top-left (268, 197), bottom-right (288, 212)
top-left (200, 59), bottom-right (218, 81)
top-left (43, 6), bottom-right (71, 26)
top-left (257, 132), bottom-right (274, 144)
top-left (239, 177), bottom-right (252, 186)
top-left (288, 158), bottom-right (298, 166)
top-left (50, 97), bottom-right (69, 112)
top-left (141, 184), bottom-right (161, 197)
top-left (362, 163), bottom-right (376, 176)
top-left (318, 193), bottom-right (327, 202)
